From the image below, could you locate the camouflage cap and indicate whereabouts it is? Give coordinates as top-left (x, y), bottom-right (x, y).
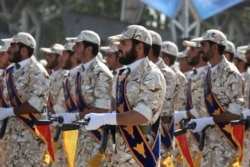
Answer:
top-left (66, 30), bottom-right (101, 46)
top-left (148, 30), bottom-right (162, 45)
top-left (2, 32), bottom-right (36, 49)
top-left (192, 29), bottom-right (227, 46)
top-left (40, 43), bottom-right (64, 55)
top-left (161, 41), bottom-right (178, 56)
top-left (108, 25), bottom-right (152, 46)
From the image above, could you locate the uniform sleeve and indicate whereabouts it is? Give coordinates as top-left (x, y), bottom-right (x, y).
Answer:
top-left (133, 72), bottom-right (166, 121)
top-left (94, 71), bottom-right (113, 109)
top-left (28, 65), bottom-right (50, 112)
top-left (225, 72), bottom-right (244, 115)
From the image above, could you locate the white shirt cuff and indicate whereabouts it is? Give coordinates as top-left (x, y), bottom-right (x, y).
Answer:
top-left (95, 99), bottom-right (110, 109)
top-left (227, 103), bottom-right (242, 115)
top-left (133, 103), bottom-right (152, 121)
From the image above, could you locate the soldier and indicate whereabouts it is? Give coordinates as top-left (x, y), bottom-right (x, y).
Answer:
top-left (84, 25), bottom-right (166, 167)
top-left (160, 41), bottom-right (187, 111)
top-left (0, 32), bottom-right (50, 166)
top-left (100, 42), bottom-right (124, 110)
top-left (174, 40), bottom-right (208, 167)
top-left (40, 43), bottom-right (67, 114)
top-left (177, 51), bottom-right (193, 79)
top-left (148, 30), bottom-right (179, 164)
top-left (224, 40), bottom-right (235, 62)
top-left (0, 42), bottom-right (11, 164)
top-left (237, 45), bottom-right (250, 167)
top-left (58, 30), bottom-right (113, 166)
top-left (188, 29), bottom-right (244, 166)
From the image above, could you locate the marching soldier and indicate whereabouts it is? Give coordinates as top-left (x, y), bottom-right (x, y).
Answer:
top-left (174, 40), bottom-right (208, 167)
top-left (0, 32), bottom-right (50, 166)
top-left (40, 43), bottom-right (67, 115)
top-left (84, 25), bottom-right (166, 167)
top-left (160, 41), bottom-right (187, 111)
top-left (101, 42), bottom-right (125, 110)
top-left (148, 30), bottom-right (179, 165)
top-left (58, 30), bottom-right (113, 166)
top-left (237, 45), bottom-right (250, 167)
top-left (188, 29), bottom-right (244, 166)
top-left (177, 51), bottom-right (193, 79)
top-left (0, 42), bottom-right (11, 164)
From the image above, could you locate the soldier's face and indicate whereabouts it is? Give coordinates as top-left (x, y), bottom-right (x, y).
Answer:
top-left (105, 52), bottom-right (119, 70)
top-left (117, 39), bottom-right (137, 65)
top-left (200, 41), bottom-right (213, 62)
top-left (62, 50), bottom-right (72, 69)
top-left (45, 53), bottom-right (58, 69)
top-left (8, 43), bottom-right (22, 63)
top-left (187, 47), bottom-right (200, 66)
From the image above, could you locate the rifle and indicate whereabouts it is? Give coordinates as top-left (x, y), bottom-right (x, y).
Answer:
top-left (176, 121), bottom-right (206, 151)
top-left (77, 118), bottom-right (116, 154)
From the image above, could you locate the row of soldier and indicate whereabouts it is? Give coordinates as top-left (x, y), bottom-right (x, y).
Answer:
top-left (0, 25), bottom-right (249, 167)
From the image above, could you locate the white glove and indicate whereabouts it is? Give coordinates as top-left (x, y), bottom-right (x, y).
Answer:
top-left (242, 109), bottom-right (250, 119)
top-left (0, 107), bottom-right (15, 120)
top-left (85, 113), bottom-right (117, 130)
top-left (188, 117), bottom-right (214, 133)
top-left (174, 110), bottom-right (187, 124)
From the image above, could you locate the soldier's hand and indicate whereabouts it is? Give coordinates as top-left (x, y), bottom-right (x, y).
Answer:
top-left (242, 109), bottom-right (250, 119)
top-left (189, 117), bottom-right (214, 133)
top-left (0, 107), bottom-right (15, 120)
top-left (174, 110), bottom-right (187, 124)
top-left (84, 113), bottom-right (117, 130)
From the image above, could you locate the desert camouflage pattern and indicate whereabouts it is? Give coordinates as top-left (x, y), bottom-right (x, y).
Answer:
top-left (0, 69), bottom-right (8, 165)
top-left (184, 66), bottom-right (208, 166)
top-left (75, 57), bottom-right (113, 166)
top-left (156, 58), bottom-right (179, 117)
top-left (49, 68), bottom-right (68, 114)
top-left (172, 65), bottom-right (187, 111)
top-left (0, 56), bottom-right (50, 167)
top-left (241, 71), bottom-right (250, 167)
top-left (201, 57), bottom-right (244, 167)
top-left (110, 57), bottom-right (166, 166)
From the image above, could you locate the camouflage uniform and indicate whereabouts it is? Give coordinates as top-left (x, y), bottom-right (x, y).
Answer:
top-left (202, 57), bottom-right (244, 167)
top-left (49, 68), bottom-right (67, 114)
top-left (185, 66), bottom-right (208, 166)
top-left (55, 67), bottom-right (78, 167)
top-left (241, 71), bottom-right (250, 167)
top-left (0, 69), bottom-right (8, 164)
top-left (1, 56), bottom-right (50, 167)
top-left (155, 58), bottom-right (179, 159)
top-left (76, 57), bottom-right (113, 167)
top-left (171, 65), bottom-right (187, 111)
top-left (111, 57), bottom-right (166, 167)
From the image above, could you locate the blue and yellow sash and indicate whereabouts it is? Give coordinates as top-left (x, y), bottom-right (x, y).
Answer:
top-left (116, 68), bottom-right (160, 167)
top-left (5, 66), bottom-right (55, 162)
top-left (75, 71), bottom-right (101, 142)
top-left (204, 68), bottom-right (237, 149)
top-left (160, 117), bottom-right (174, 150)
top-left (62, 75), bottom-right (78, 112)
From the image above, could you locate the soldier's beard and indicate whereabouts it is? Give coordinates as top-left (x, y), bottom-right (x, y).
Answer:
top-left (118, 47), bottom-right (137, 65)
top-left (10, 50), bottom-right (22, 63)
